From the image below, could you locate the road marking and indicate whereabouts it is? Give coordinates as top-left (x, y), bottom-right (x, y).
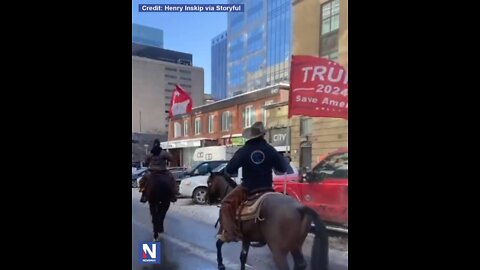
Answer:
top-left (132, 218), bottom-right (243, 269)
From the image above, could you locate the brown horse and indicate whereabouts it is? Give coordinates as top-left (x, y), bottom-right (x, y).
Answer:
top-left (206, 171), bottom-right (329, 270)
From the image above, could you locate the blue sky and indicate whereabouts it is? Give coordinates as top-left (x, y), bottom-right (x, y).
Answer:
top-left (132, 0), bottom-right (229, 93)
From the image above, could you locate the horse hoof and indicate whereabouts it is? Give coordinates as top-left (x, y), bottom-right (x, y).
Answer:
top-left (218, 264), bottom-right (225, 270)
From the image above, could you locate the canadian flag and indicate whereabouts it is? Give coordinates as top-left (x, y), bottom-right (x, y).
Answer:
top-left (169, 85), bottom-right (193, 118)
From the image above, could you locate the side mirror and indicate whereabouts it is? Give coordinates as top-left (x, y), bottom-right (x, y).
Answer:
top-left (299, 172), bottom-right (307, 183)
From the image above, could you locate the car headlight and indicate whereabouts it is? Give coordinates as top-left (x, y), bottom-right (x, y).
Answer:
top-left (183, 181), bottom-right (191, 186)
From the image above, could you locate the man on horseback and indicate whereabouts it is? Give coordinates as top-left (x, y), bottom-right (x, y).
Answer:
top-left (139, 139), bottom-right (177, 241)
top-left (218, 121), bottom-right (289, 242)
top-left (139, 139), bottom-right (176, 203)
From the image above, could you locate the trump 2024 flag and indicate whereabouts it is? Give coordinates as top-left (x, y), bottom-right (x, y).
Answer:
top-left (169, 84), bottom-right (193, 118)
top-left (288, 55), bottom-right (348, 119)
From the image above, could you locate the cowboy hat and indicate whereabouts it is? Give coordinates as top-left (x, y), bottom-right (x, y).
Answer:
top-left (242, 122), bottom-right (266, 141)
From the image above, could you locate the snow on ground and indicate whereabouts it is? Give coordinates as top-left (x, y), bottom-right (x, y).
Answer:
top-left (169, 198), bottom-right (220, 226)
top-left (169, 198), bottom-right (348, 255)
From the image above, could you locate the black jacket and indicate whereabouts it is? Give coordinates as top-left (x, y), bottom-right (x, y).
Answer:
top-left (225, 137), bottom-right (288, 192)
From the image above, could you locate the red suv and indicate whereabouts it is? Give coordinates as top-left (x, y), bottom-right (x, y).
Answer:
top-left (273, 148), bottom-right (348, 228)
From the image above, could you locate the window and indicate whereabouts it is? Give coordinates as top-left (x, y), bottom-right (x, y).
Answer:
top-left (229, 62), bottom-right (245, 87)
top-left (194, 163), bottom-right (210, 175)
top-left (180, 77), bottom-right (191, 81)
top-left (248, 0), bottom-right (263, 21)
top-left (323, 51), bottom-right (339, 62)
top-left (222, 111), bottom-right (232, 131)
top-left (180, 84), bottom-right (191, 88)
top-left (174, 122), bottom-right (182, 138)
top-left (243, 105), bottom-right (256, 128)
top-left (300, 117), bottom-right (312, 136)
top-left (229, 37), bottom-right (245, 61)
top-left (208, 115), bottom-right (215, 133)
top-left (247, 28), bottom-right (263, 53)
top-left (321, 0), bottom-right (340, 35)
top-left (313, 152), bottom-right (348, 179)
top-left (165, 67), bottom-right (177, 72)
top-left (165, 74), bottom-right (177, 79)
top-left (184, 120), bottom-right (189, 136)
top-left (263, 100), bottom-right (274, 125)
top-left (179, 69), bottom-right (191, 74)
top-left (195, 118), bottom-right (201, 135)
top-left (247, 55), bottom-right (264, 72)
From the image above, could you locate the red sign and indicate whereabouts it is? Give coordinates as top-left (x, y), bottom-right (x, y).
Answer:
top-left (288, 55), bottom-right (348, 119)
top-left (169, 84), bottom-right (193, 118)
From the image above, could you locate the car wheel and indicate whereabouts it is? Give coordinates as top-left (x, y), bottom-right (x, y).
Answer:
top-left (192, 187), bottom-right (207, 205)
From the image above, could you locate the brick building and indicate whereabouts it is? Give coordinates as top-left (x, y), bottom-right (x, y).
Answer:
top-left (163, 84), bottom-right (289, 167)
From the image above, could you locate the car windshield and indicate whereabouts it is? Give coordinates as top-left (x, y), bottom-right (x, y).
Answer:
top-left (212, 163), bottom-right (227, 172)
top-left (187, 161), bottom-right (202, 174)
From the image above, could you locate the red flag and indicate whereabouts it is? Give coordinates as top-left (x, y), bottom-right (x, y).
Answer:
top-left (169, 84), bottom-right (193, 118)
top-left (288, 55), bottom-right (348, 119)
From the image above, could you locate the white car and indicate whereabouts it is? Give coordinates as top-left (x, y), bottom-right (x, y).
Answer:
top-left (179, 163), bottom-right (230, 204)
top-left (179, 162), bottom-right (299, 205)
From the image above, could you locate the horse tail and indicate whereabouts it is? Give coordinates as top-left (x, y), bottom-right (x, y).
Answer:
top-left (299, 206), bottom-right (329, 270)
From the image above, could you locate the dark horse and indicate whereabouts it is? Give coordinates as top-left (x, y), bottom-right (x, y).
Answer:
top-left (207, 171), bottom-right (329, 270)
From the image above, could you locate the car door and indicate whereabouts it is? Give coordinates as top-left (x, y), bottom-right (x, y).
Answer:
top-left (301, 152), bottom-right (348, 225)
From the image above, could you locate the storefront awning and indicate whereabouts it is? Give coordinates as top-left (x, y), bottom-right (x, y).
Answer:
top-left (221, 133), bottom-right (242, 138)
top-left (274, 146), bottom-right (290, 152)
top-left (161, 138), bottom-right (206, 149)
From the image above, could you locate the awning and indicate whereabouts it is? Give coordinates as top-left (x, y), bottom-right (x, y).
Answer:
top-left (221, 133), bottom-right (242, 138)
top-left (274, 146), bottom-right (290, 152)
top-left (161, 138), bottom-right (205, 149)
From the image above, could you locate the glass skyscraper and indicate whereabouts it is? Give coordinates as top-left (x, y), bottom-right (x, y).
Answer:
top-left (132, 23), bottom-right (164, 48)
top-left (227, 0), bottom-right (291, 97)
top-left (211, 31), bottom-right (228, 100)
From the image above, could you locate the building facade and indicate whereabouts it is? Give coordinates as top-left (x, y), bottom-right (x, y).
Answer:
top-left (164, 84), bottom-right (289, 167)
top-left (211, 31), bottom-right (228, 100)
top-left (132, 43), bottom-right (193, 66)
top-left (290, 0), bottom-right (348, 169)
top-left (226, 0), bottom-right (292, 97)
top-left (132, 23), bottom-right (164, 48)
top-left (132, 56), bottom-right (204, 135)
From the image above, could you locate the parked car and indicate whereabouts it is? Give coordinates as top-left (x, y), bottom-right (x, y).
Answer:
top-left (178, 162), bottom-right (229, 204)
top-left (132, 167), bottom-right (148, 187)
top-left (179, 162), bottom-right (300, 205)
top-left (272, 148), bottom-right (348, 228)
top-left (176, 160), bottom-right (228, 180)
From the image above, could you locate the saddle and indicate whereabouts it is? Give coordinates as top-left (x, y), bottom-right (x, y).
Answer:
top-left (235, 188), bottom-right (277, 222)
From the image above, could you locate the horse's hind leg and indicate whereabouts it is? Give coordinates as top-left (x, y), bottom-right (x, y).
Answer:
top-left (291, 248), bottom-right (307, 270)
top-left (240, 241), bottom-right (250, 270)
top-left (271, 249), bottom-right (290, 270)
